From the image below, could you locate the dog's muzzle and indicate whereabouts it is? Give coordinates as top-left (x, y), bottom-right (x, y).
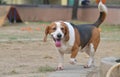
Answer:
top-left (52, 33), bottom-right (62, 47)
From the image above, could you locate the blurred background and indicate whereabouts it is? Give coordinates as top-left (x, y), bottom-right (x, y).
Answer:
top-left (0, 0), bottom-right (120, 6)
top-left (0, 1), bottom-right (119, 77)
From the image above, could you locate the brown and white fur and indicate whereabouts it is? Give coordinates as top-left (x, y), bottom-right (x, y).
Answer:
top-left (43, 1), bottom-right (107, 70)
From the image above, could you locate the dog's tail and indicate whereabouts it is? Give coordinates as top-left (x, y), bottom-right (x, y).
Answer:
top-left (94, 0), bottom-right (108, 27)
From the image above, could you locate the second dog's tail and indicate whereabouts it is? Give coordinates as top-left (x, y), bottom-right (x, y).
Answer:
top-left (94, 0), bottom-right (108, 27)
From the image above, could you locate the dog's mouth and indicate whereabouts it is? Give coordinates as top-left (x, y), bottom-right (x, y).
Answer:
top-left (52, 37), bottom-right (61, 47)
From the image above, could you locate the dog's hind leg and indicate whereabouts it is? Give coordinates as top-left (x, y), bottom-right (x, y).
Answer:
top-left (84, 43), bottom-right (95, 68)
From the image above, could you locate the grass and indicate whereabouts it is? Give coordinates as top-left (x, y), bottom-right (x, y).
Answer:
top-left (100, 24), bottom-right (120, 40)
top-left (100, 24), bottom-right (120, 32)
top-left (38, 65), bottom-right (55, 73)
top-left (10, 70), bottom-right (19, 74)
top-left (0, 22), bottom-right (119, 42)
top-left (3, 70), bottom-right (19, 75)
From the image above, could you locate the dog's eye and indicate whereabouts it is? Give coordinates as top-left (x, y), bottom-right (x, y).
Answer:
top-left (61, 27), bottom-right (64, 30)
top-left (53, 27), bottom-right (56, 30)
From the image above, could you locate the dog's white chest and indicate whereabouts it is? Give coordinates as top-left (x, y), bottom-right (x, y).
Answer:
top-left (58, 42), bottom-right (72, 54)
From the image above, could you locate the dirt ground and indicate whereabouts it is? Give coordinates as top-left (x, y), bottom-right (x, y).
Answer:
top-left (0, 23), bottom-right (120, 77)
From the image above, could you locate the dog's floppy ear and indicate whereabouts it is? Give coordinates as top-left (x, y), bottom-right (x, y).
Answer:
top-left (61, 22), bottom-right (69, 41)
top-left (65, 25), bottom-right (69, 41)
top-left (43, 26), bottom-right (49, 42)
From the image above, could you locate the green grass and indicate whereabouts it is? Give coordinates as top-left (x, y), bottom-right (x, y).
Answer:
top-left (38, 65), bottom-right (55, 73)
top-left (38, 21), bottom-right (50, 24)
top-left (100, 24), bottom-right (120, 40)
top-left (10, 70), bottom-right (19, 74)
top-left (100, 24), bottom-right (120, 32)
top-left (0, 22), bottom-right (120, 42)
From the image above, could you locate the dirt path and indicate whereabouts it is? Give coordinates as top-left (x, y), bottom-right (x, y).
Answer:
top-left (0, 40), bottom-right (119, 77)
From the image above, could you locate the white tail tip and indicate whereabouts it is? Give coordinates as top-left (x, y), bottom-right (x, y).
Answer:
top-left (98, 1), bottom-right (108, 14)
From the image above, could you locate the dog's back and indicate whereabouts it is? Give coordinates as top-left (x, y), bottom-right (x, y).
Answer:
top-left (71, 23), bottom-right (94, 49)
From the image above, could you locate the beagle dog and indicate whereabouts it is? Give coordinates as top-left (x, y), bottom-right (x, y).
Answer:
top-left (44, 1), bottom-right (107, 70)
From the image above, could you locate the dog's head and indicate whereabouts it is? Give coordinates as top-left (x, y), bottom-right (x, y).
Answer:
top-left (43, 21), bottom-right (69, 47)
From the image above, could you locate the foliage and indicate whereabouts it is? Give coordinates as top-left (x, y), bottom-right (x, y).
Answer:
top-left (0, 0), bottom-right (6, 4)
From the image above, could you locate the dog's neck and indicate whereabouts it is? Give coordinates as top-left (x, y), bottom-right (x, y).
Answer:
top-left (64, 22), bottom-right (75, 46)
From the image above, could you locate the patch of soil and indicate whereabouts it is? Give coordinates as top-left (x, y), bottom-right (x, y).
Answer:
top-left (0, 40), bottom-right (120, 77)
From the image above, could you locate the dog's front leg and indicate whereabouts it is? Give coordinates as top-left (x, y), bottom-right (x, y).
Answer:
top-left (57, 51), bottom-right (64, 70)
top-left (70, 46), bottom-right (79, 64)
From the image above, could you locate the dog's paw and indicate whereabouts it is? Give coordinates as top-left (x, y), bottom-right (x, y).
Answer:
top-left (84, 65), bottom-right (90, 68)
top-left (56, 66), bottom-right (64, 70)
top-left (84, 59), bottom-right (95, 68)
top-left (56, 64), bottom-right (64, 70)
top-left (84, 64), bottom-right (95, 68)
top-left (69, 58), bottom-right (77, 65)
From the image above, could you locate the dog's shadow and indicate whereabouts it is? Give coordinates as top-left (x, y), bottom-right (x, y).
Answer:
top-left (49, 65), bottom-right (98, 77)
top-left (56, 65), bottom-right (96, 72)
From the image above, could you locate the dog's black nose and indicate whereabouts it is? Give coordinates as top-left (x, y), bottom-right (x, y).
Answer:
top-left (57, 33), bottom-right (62, 38)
